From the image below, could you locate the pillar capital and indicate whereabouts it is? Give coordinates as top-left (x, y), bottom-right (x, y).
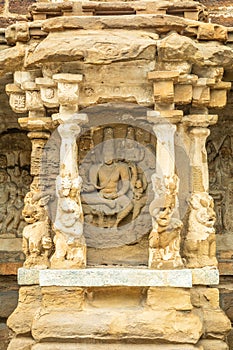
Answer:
top-left (182, 114), bottom-right (218, 128)
top-left (147, 109), bottom-right (183, 125)
top-left (148, 70), bottom-right (180, 105)
top-left (6, 70), bottom-right (85, 130)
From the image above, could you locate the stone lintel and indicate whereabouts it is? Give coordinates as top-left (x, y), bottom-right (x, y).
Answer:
top-left (53, 73), bottom-right (83, 83)
top-left (182, 114), bottom-right (218, 127)
top-left (17, 267), bottom-right (219, 287)
top-left (147, 110), bottom-right (183, 124)
top-left (41, 15), bottom-right (227, 43)
top-left (148, 71), bottom-right (179, 81)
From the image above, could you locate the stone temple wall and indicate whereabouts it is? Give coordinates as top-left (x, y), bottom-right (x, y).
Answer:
top-left (199, 0), bottom-right (233, 26)
top-left (0, 0), bottom-right (232, 349)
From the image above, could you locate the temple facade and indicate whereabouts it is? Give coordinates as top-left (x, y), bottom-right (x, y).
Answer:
top-left (0, 0), bottom-right (233, 349)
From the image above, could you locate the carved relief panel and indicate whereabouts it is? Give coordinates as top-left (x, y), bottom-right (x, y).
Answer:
top-left (78, 123), bottom-right (157, 251)
top-left (207, 128), bottom-right (233, 235)
top-left (0, 131), bottom-right (32, 238)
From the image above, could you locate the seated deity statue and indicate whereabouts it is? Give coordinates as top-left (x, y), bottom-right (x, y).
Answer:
top-left (80, 126), bottom-right (151, 230)
top-left (81, 148), bottom-right (133, 228)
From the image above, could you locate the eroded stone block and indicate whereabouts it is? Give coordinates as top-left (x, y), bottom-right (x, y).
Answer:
top-left (8, 336), bottom-right (35, 350)
top-left (31, 308), bottom-right (202, 343)
top-left (41, 287), bottom-right (84, 311)
top-left (153, 80), bottom-right (174, 103)
top-left (209, 89), bottom-right (227, 108)
top-left (174, 84), bottom-right (192, 104)
top-left (147, 287), bottom-right (192, 311)
top-left (7, 286), bottom-right (42, 335)
top-left (197, 339), bottom-right (228, 350)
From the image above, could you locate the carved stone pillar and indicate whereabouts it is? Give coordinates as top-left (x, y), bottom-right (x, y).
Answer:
top-left (22, 130), bottom-right (54, 269)
top-left (50, 73), bottom-right (88, 269)
top-left (27, 131), bottom-right (50, 178)
top-left (5, 70), bottom-right (56, 269)
top-left (189, 127), bottom-right (210, 193)
top-left (147, 111), bottom-right (183, 269)
top-left (182, 115), bottom-right (218, 268)
top-left (152, 123), bottom-right (176, 178)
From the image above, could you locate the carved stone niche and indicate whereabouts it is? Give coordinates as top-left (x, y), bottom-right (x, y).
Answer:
top-left (207, 119), bottom-right (233, 257)
top-left (0, 130), bottom-right (32, 238)
top-left (76, 104), bottom-right (156, 266)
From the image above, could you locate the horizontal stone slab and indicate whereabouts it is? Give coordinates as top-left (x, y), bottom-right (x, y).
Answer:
top-left (32, 343), bottom-right (202, 350)
top-left (32, 308), bottom-right (202, 343)
top-left (40, 268), bottom-right (192, 287)
top-left (18, 267), bottom-right (219, 287)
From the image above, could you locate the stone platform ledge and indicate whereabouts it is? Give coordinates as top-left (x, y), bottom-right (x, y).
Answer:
top-left (18, 267), bottom-right (219, 287)
top-left (31, 344), bottom-right (202, 350)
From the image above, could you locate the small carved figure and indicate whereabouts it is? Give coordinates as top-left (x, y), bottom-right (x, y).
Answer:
top-left (51, 175), bottom-right (86, 268)
top-left (183, 192), bottom-right (217, 268)
top-left (206, 140), bottom-right (218, 189)
top-left (22, 191), bottom-right (53, 269)
top-left (215, 137), bottom-right (233, 189)
top-left (223, 182), bottom-right (233, 232)
top-left (0, 170), bottom-right (10, 232)
top-left (208, 135), bottom-right (233, 234)
top-left (124, 126), bottom-right (144, 163)
top-left (132, 179), bottom-right (147, 220)
top-left (0, 133), bottom-right (31, 237)
top-left (2, 182), bottom-right (23, 235)
top-left (149, 174), bottom-right (183, 269)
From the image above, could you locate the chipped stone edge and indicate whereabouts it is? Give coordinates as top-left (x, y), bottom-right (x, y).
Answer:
top-left (18, 267), bottom-right (40, 285)
top-left (192, 267), bottom-right (219, 285)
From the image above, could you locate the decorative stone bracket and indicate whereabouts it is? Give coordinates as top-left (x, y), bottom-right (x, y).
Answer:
top-left (148, 70), bottom-right (231, 110)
